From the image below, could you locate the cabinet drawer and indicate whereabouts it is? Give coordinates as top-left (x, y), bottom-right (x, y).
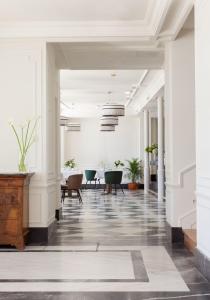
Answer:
top-left (0, 179), bottom-right (24, 187)
top-left (0, 206), bottom-right (19, 220)
top-left (0, 190), bottom-right (19, 205)
top-left (0, 220), bottom-right (19, 236)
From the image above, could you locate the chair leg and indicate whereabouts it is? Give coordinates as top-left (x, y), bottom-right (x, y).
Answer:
top-left (120, 184), bottom-right (124, 194)
top-left (115, 184), bottom-right (117, 195)
top-left (61, 189), bottom-right (65, 203)
top-left (95, 179), bottom-right (97, 189)
top-left (78, 189), bottom-right (83, 203)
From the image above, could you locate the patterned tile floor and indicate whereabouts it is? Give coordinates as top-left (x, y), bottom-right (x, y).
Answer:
top-left (50, 189), bottom-right (167, 245)
top-left (0, 189), bottom-right (210, 299)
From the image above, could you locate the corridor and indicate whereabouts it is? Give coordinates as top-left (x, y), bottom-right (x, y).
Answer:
top-left (0, 191), bottom-right (209, 299)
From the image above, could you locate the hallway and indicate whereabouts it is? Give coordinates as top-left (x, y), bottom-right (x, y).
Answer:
top-left (51, 190), bottom-right (166, 245)
top-left (0, 191), bottom-right (209, 299)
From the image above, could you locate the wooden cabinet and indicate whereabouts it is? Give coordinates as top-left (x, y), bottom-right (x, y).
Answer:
top-left (0, 173), bottom-right (33, 250)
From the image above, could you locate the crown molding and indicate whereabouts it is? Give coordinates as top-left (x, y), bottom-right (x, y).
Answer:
top-left (0, 20), bottom-right (153, 39)
top-left (158, 0), bottom-right (194, 40)
top-left (0, 0), bottom-right (194, 43)
top-left (136, 72), bottom-right (165, 113)
top-left (151, 0), bottom-right (172, 37)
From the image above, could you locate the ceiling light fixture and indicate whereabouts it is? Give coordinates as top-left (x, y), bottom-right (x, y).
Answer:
top-left (100, 116), bottom-right (118, 126)
top-left (102, 104), bottom-right (125, 117)
top-left (100, 125), bottom-right (115, 132)
top-left (60, 116), bottom-right (69, 126)
top-left (65, 123), bottom-right (81, 132)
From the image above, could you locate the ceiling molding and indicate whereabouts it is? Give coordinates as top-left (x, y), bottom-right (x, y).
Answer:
top-left (171, 2), bottom-right (194, 40)
top-left (0, 20), bottom-right (152, 39)
top-left (158, 0), bottom-right (194, 40)
top-left (151, 0), bottom-right (172, 38)
top-left (0, 0), bottom-right (194, 48)
top-left (135, 71), bottom-right (165, 113)
top-left (0, 0), bottom-right (194, 42)
top-left (126, 70), bottom-right (149, 107)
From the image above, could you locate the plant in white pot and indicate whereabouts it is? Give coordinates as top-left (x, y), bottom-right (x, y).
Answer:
top-left (114, 160), bottom-right (124, 169)
top-left (64, 159), bottom-right (76, 169)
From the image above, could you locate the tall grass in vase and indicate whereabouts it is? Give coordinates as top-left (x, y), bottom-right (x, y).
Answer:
top-left (9, 117), bottom-right (40, 172)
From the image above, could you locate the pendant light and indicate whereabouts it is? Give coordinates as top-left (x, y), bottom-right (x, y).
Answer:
top-left (60, 116), bottom-right (69, 126)
top-left (102, 104), bottom-right (125, 117)
top-left (65, 123), bottom-right (81, 132)
top-left (100, 116), bottom-right (118, 126)
top-left (100, 125), bottom-right (115, 132)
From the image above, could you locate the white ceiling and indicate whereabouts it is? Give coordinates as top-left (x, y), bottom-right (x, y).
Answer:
top-left (0, 0), bottom-right (150, 22)
top-left (0, 0), bottom-right (192, 118)
top-left (60, 69), bottom-right (163, 118)
top-left (0, 0), bottom-right (194, 43)
top-left (54, 42), bottom-right (164, 70)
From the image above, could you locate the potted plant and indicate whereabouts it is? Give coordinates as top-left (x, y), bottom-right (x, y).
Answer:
top-left (9, 117), bottom-right (40, 172)
top-left (64, 159), bottom-right (76, 169)
top-left (114, 160), bottom-right (124, 168)
top-left (126, 158), bottom-right (142, 190)
top-left (145, 143), bottom-right (158, 165)
top-left (145, 143), bottom-right (158, 155)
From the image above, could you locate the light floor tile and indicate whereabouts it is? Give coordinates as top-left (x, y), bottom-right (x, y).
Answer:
top-left (0, 251), bottom-right (134, 280)
top-left (0, 246), bottom-right (189, 292)
top-left (0, 281), bottom-right (189, 292)
top-left (43, 245), bottom-right (97, 251)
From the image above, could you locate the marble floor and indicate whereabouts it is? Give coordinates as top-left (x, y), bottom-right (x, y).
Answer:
top-left (50, 189), bottom-right (167, 245)
top-left (0, 190), bottom-right (210, 299)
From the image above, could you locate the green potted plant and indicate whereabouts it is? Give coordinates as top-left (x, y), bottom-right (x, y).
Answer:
top-left (126, 158), bottom-right (142, 190)
top-left (114, 160), bottom-right (124, 168)
top-left (145, 143), bottom-right (158, 166)
top-left (9, 117), bottom-right (40, 172)
top-left (145, 143), bottom-right (158, 154)
top-left (64, 159), bottom-right (76, 169)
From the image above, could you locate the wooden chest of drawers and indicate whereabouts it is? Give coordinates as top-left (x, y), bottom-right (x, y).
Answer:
top-left (0, 173), bottom-right (33, 250)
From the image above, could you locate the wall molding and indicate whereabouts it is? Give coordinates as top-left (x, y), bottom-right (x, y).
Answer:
top-left (165, 163), bottom-right (196, 189)
top-left (178, 208), bottom-right (196, 227)
top-left (138, 71), bottom-right (165, 112)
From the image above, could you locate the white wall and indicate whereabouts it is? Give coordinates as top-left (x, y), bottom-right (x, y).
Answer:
top-left (0, 41), bottom-right (44, 172)
top-left (164, 28), bottom-right (196, 227)
top-left (63, 117), bottom-right (140, 180)
top-left (195, 0), bottom-right (210, 258)
top-left (45, 43), bottom-right (61, 223)
top-left (0, 40), bottom-right (59, 228)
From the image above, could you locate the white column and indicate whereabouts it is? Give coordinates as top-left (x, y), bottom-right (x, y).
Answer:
top-left (195, 0), bottom-right (210, 259)
top-left (157, 97), bottom-right (164, 201)
top-left (144, 109), bottom-right (150, 193)
top-left (139, 111), bottom-right (144, 161)
top-left (165, 28), bottom-right (195, 228)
